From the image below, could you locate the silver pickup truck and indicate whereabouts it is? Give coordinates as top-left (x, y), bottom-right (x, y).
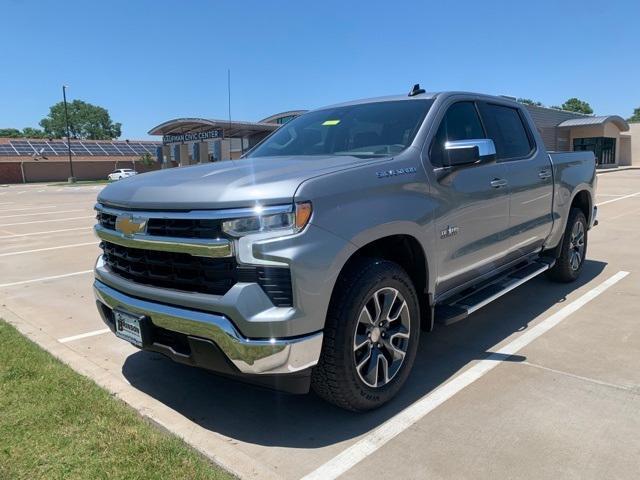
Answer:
top-left (93, 88), bottom-right (597, 411)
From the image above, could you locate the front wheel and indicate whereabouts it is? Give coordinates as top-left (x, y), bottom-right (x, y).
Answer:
top-left (311, 259), bottom-right (420, 411)
top-left (548, 207), bottom-right (588, 283)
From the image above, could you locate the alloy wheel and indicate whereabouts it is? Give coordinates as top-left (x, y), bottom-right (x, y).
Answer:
top-left (568, 220), bottom-right (585, 271)
top-left (353, 287), bottom-right (411, 388)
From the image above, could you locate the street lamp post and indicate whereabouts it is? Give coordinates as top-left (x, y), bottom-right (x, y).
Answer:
top-left (62, 85), bottom-right (75, 183)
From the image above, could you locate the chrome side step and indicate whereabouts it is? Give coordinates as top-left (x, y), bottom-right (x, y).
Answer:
top-left (435, 259), bottom-right (554, 326)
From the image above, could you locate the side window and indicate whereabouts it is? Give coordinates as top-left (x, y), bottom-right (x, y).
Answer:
top-left (429, 102), bottom-right (485, 167)
top-left (478, 103), bottom-right (533, 160)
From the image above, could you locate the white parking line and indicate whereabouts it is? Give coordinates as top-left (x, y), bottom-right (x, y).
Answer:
top-left (0, 216), bottom-right (94, 227)
top-left (301, 270), bottom-right (630, 480)
top-left (58, 328), bottom-right (110, 344)
top-left (598, 191), bottom-right (640, 206)
top-left (0, 242), bottom-right (98, 257)
top-left (0, 202), bottom-right (95, 212)
top-left (0, 208), bottom-right (85, 219)
top-left (0, 226), bottom-right (93, 239)
top-left (0, 270), bottom-right (93, 288)
top-left (0, 205), bottom-right (61, 213)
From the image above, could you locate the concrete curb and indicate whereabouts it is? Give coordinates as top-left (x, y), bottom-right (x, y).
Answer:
top-left (596, 166), bottom-right (640, 174)
top-left (0, 304), bottom-right (283, 480)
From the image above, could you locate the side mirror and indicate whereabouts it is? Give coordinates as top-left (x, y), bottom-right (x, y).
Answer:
top-left (445, 139), bottom-right (496, 166)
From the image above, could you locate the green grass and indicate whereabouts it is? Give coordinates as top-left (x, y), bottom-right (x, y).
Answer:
top-left (47, 179), bottom-right (110, 187)
top-left (0, 320), bottom-right (234, 480)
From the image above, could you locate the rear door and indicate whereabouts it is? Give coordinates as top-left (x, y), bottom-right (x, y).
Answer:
top-left (426, 100), bottom-right (511, 295)
top-left (478, 102), bottom-right (554, 257)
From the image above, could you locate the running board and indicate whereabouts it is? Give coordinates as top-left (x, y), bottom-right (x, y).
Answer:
top-left (435, 259), bottom-right (554, 326)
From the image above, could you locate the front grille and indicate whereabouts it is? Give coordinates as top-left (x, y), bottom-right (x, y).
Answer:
top-left (146, 218), bottom-right (222, 238)
top-left (101, 241), bottom-right (293, 306)
top-left (97, 212), bottom-right (223, 239)
top-left (102, 241), bottom-right (237, 295)
top-left (97, 212), bottom-right (116, 230)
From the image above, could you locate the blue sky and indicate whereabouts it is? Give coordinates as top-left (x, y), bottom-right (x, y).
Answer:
top-left (1, 0), bottom-right (638, 139)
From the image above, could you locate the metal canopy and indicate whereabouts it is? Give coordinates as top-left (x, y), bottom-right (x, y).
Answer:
top-left (148, 118), bottom-right (279, 138)
top-left (557, 115), bottom-right (630, 132)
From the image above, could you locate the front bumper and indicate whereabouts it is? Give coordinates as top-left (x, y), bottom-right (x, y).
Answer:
top-left (94, 280), bottom-right (323, 390)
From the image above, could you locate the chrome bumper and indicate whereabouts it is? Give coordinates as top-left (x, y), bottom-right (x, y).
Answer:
top-left (94, 280), bottom-right (323, 375)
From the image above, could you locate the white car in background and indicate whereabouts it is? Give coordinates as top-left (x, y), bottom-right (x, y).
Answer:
top-left (108, 169), bottom-right (137, 181)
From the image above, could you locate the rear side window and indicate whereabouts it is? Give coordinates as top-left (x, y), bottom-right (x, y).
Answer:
top-left (429, 102), bottom-right (485, 167)
top-left (478, 103), bottom-right (533, 160)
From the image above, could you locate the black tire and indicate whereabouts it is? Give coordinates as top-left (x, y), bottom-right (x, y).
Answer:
top-left (547, 207), bottom-right (588, 283)
top-left (311, 258), bottom-right (420, 411)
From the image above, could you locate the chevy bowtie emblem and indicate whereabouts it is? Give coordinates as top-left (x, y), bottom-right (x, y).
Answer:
top-left (115, 215), bottom-right (147, 237)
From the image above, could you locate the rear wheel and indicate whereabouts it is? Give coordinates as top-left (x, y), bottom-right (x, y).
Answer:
top-left (311, 259), bottom-right (420, 411)
top-left (548, 207), bottom-right (588, 283)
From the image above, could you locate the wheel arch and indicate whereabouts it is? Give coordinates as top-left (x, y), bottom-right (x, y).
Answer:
top-left (331, 234), bottom-right (433, 331)
top-left (571, 189), bottom-right (592, 225)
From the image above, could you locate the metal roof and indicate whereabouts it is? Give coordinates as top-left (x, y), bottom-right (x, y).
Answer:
top-left (148, 118), bottom-right (279, 137)
top-left (557, 115), bottom-right (629, 132)
top-left (258, 110), bottom-right (308, 123)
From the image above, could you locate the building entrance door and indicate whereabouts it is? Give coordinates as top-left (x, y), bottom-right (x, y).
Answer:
top-left (573, 137), bottom-right (616, 165)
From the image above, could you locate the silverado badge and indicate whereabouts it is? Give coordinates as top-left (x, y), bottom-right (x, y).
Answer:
top-left (376, 166), bottom-right (417, 178)
top-left (115, 215), bottom-right (147, 237)
top-left (440, 225), bottom-right (459, 239)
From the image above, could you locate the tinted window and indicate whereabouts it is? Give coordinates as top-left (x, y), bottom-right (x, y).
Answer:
top-left (430, 102), bottom-right (485, 167)
top-left (478, 103), bottom-right (532, 160)
top-left (248, 100), bottom-right (433, 159)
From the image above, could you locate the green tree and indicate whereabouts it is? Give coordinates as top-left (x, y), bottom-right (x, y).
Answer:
top-left (517, 98), bottom-right (543, 107)
top-left (21, 127), bottom-right (47, 138)
top-left (560, 98), bottom-right (593, 115)
top-left (0, 128), bottom-right (23, 138)
top-left (138, 152), bottom-right (156, 166)
top-left (0, 127), bottom-right (47, 138)
top-left (628, 107), bottom-right (640, 123)
top-left (39, 100), bottom-right (122, 140)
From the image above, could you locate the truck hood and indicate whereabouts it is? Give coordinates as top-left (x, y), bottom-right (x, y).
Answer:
top-left (97, 155), bottom-right (366, 210)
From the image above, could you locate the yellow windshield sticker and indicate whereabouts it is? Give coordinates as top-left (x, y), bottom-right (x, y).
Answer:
top-left (322, 119), bottom-right (341, 126)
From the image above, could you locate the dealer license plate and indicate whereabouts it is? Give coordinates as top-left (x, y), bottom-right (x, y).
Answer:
top-left (113, 310), bottom-right (145, 347)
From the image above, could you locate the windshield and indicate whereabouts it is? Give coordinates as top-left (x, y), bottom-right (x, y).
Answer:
top-left (248, 99), bottom-right (433, 159)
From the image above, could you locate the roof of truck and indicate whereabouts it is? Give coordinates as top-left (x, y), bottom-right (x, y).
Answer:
top-left (316, 91), bottom-right (524, 111)
top-left (319, 92), bottom-right (437, 109)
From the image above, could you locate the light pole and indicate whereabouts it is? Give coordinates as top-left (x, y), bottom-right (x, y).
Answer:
top-left (62, 85), bottom-right (75, 183)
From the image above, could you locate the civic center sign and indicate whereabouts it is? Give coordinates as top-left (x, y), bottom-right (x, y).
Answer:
top-left (162, 128), bottom-right (223, 145)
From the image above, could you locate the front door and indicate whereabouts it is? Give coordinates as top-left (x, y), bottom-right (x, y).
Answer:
top-left (426, 101), bottom-right (511, 296)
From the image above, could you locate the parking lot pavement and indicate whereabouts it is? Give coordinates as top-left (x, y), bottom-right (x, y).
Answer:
top-left (1, 172), bottom-right (639, 480)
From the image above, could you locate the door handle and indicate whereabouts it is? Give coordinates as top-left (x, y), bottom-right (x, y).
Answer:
top-left (490, 178), bottom-right (508, 188)
top-left (538, 169), bottom-right (552, 179)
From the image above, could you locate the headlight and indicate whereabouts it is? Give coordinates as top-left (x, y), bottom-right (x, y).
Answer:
top-left (222, 202), bottom-right (312, 237)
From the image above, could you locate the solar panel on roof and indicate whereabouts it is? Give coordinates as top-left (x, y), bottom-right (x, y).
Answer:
top-left (70, 142), bottom-right (90, 154)
top-left (28, 142), bottom-right (56, 155)
top-left (1, 139), bottom-right (162, 156)
top-left (0, 145), bottom-right (18, 155)
top-left (115, 143), bottom-right (136, 154)
top-left (10, 142), bottom-right (37, 154)
top-left (49, 143), bottom-right (69, 154)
